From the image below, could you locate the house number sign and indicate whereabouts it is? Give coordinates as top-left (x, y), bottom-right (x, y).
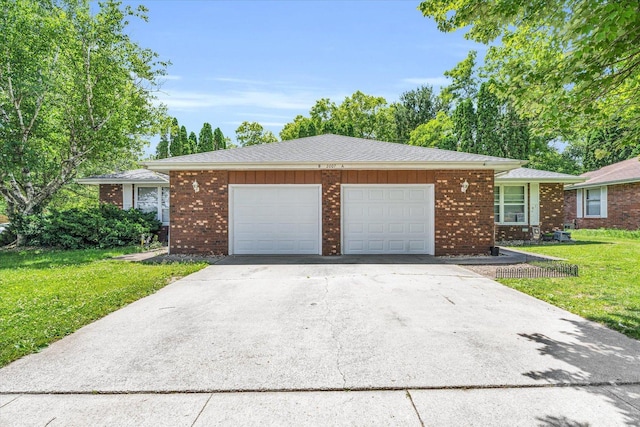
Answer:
top-left (318, 164), bottom-right (345, 169)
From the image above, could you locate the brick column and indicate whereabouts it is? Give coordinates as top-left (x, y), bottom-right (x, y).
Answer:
top-left (434, 170), bottom-right (495, 256)
top-left (540, 183), bottom-right (565, 233)
top-left (322, 170), bottom-right (341, 256)
top-left (169, 171), bottom-right (228, 255)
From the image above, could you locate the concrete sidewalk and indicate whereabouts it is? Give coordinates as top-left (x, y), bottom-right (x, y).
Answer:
top-left (1, 263), bottom-right (639, 425)
top-left (2, 385), bottom-right (639, 426)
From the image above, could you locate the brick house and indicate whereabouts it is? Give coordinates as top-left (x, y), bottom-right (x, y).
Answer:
top-left (129, 134), bottom-right (583, 256)
top-left (493, 167), bottom-right (583, 242)
top-left (564, 157), bottom-right (640, 230)
top-left (77, 169), bottom-right (170, 241)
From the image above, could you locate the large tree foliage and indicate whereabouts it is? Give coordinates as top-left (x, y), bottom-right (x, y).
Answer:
top-left (393, 86), bottom-right (444, 143)
top-left (168, 117), bottom-right (182, 157)
top-left (0, 0), bottom-right (164, 222)
top-left (280, 91), bottom-right (397, 142)
top-left (235, 121), bottom-right (278, 146)
top-left (198, 123), bottom-right (213, 152)
top-left (419, 0), bottom-right (640, 144)
top-left (213, 127), bottom-right (226, 150)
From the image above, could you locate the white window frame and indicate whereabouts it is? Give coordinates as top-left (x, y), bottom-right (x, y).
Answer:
top-left (494, 184), bottom-right (528, 225)
top-left (580, 186), bottom-right (608, 219)
top-left (134, 185), bottom-right (170, 225)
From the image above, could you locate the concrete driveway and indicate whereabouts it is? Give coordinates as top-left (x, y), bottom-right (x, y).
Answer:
top-left (1, 262), bottom-right (639, 426)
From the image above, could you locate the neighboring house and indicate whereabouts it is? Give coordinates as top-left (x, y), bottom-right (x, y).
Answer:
top-left (494, 168), bottom-right (584, 241)
top-left (77, 169), bottom-right (170, 241)
top-left (564, 157), bottom-right (640, 230)
top-left (130, 134), bottom-right (584, 256)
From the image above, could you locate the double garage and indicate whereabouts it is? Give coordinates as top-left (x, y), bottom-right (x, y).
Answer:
top-left (229, 184), bottom-right (435, 255)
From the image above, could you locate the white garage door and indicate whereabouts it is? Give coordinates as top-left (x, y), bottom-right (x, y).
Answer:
top-left (230, 185), bottom-right (321, 255)
top-left (342, 185), bottom-right (434, 255)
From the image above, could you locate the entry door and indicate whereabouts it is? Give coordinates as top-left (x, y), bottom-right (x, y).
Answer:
top-left (230, 185), bottom-right (321, 255)
top-left (342, 185), bottom-right (434, 254)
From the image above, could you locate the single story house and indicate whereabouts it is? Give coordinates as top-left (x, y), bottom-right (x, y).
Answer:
top-left (564, 157), bottom-right (640, 230)
top-left (80, 135), bottom-right (584, 255)
top-left (77, 169), bottom-right (170, 241)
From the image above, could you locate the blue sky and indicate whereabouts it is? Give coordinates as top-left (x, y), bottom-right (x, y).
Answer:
top-left (123, 1), bottom-right (484, 152)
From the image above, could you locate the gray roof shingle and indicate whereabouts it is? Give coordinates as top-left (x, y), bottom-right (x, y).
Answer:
top-left (143, 134), bottom-right (525, 170)
top-left (496, 167), bottom-right (584, 183)
top-left (568, 157), bottom-right (640, 188)
top-left (77, 169), bottom-right (168, 184)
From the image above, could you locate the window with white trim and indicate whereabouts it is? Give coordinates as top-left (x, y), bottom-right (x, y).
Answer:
top-left (579, 186), bottom-right (607, 218)
top-left (494, 185), bottom-right (527, 224)
top-left (585, 188), bottom-right (601, 216)
top-left (136, 186), bottom-right (169, 225)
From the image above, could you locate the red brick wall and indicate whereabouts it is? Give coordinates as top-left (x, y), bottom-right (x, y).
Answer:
top-left (322, 170), bottom-right (341, 255)
top-left (169, 171), bottom-right (228, 255)
top-left (495, 226), bottom-right (531, 241)
top-left (565, 182), bottom-right (640, 230)
top-left (434, 170), bottom-right (495, 256)
top-left (564, 189), bottom-right (577, 225)
top-left (169, 169), bottom-right (497, 256)
top-left (99, 184), bottom-right (123, 208)
top-left (539, 183), bottom-right (565, 233)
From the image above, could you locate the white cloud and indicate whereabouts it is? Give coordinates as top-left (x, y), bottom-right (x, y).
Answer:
top-left (157, 89), bottom-right (320, 111)
top-left (160, 75), bottom-right (182, 81)
top-left (210, 77), bottom-right (268, 85)
top-left (403, 77), bottom-right (450, 87)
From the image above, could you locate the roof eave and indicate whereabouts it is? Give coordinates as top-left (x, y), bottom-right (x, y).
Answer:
top-left (497, 177), bottom-right (585, 184)
top-left (565, 177), bottom-right (640, 190)
top-left (76, 178), bottom-right (169, 185)
top-left (142, 160), bottom-right (526, 172)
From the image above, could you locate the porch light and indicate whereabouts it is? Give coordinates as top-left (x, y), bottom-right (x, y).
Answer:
top-left (192, 179), bottom-right (200, 193)
top-left (461, 179), bottom-right (469, 193)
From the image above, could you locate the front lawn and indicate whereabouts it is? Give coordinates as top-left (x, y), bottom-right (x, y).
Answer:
top-left (0, 248), bottom-right (206, 367)
top-left (501, 229), bottom-right (640, 340)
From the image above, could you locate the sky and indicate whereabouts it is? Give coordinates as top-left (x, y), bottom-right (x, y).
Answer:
top-left (121, 0), bottom-right (485, 154)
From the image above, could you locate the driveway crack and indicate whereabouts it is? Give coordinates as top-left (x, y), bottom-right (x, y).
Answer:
top-left (323, 277), bottom-right (347, 388)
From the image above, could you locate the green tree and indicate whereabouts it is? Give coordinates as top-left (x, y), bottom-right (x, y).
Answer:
top-left (169, 118), bottom-right (182, 157)
top-left (408, 111), bottom-right (455, 150)
top-left (235, 122), bottom-right (278, 146)
top-left (155, 122), bottom-right (170, 159)
top-left (187, 132), bottom-right (197, 155)
top-left (279, 92), bottom-right (396, 142)
top-left (452, 99), bottom-right (476, 153)
top-left (213, 127), bottom-right (226, 150)
top-left (441, 50), bottom-right (478, 103)
top-left (0, 0), bottom-right (164, 231)
top-left (476, 82), bottom-right (502, 156)
top-left (500, 102), bottom-right (531, 160)
top-left (393, 85), bottom-right (443, 143)
top-left (179, 126), bottom-right (189, 154)
top-left (419, 0), bottom-right (640, 144)
top-left (198, 123), bottom-right (214, 152)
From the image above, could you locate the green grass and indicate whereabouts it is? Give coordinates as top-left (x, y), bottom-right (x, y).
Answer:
top-left (501, 229), bottom-right (640, 340)
top-left (0, 248), bottom-right (206, 367)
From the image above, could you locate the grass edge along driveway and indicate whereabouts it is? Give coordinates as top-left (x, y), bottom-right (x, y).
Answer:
top-left (501, 229), bottom-right (640, 341)
top-left (0, 248), bottom-right (206, 367)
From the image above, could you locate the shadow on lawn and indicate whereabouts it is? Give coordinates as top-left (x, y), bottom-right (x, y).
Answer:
top-left (519, 319), bottom-right (640, 426)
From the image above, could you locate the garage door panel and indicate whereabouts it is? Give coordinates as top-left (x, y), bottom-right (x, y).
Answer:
top-left (343, 185), bottom-right (434, 255)
top-left (231, 186), bottom-right (321, 255)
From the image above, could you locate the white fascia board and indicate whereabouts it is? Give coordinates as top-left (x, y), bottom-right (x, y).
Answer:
top-left (142, 160), bottom-right (526, 172)
top-left (565, 177), bottom-right (640, 190)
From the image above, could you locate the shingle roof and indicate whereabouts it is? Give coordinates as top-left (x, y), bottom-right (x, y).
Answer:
top-left (77, 169), bottom-right (168, 184)
top-left (143, 134), bottom-right (525, 171)
top-left (496, 167), bottom-right (584, 183)
top-left (568, 157), bottom-right (640, 189)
